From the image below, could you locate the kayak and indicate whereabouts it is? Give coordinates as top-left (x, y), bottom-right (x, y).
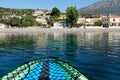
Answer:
top-left (1, 58), bottom-right (89, 80)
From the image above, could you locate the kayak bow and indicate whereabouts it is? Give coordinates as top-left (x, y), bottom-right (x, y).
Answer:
top-left (1, 58), bottom-right (88, 80)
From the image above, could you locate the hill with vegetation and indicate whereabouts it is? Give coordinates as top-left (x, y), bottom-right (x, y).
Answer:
top-left (0, 7), bottom-right (34, 17)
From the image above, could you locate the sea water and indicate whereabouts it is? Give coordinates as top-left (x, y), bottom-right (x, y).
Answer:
top-left (0, 32), bottom-right (120, 80)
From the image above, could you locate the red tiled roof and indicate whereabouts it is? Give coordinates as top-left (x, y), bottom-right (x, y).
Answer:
top-left (109, 15), bottom-right (120, 18)
top-left (91, 14), bottom-right (101, 18)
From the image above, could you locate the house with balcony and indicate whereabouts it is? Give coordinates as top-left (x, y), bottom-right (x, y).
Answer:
top-left (109, 15), bottom-right (120, 27)
top-left (35, 15), bottom-right (50, 24)
top-left (102, 15), bottom-right (120, 27)
top-left (33, 10), bottom-right (51, 25)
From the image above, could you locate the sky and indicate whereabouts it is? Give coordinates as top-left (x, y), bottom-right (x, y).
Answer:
top-left (0, 0), bottom-right (99, 12)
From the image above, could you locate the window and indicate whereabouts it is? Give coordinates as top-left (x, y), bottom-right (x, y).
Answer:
top-left (112, 23), bottom-right (116, 26)
top-left (119, 23), bottom-right (120, 26)
top-left (113, 19), bottom-right (115, 21)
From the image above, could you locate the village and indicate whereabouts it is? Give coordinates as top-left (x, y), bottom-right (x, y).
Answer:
top-left (0, 9), bottom-right (120, 29)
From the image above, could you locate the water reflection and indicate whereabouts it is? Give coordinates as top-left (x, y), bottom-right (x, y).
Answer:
top-left (0, 32), bottom-right (120, 80)
top-left (46, 33), bottom-right (64, 53)
top-left (65, 34), bottom-right (78, 52)
top-left (65, 34), bottom-right (78, 57)
top-left (0, 34), bottom-right (34, 50)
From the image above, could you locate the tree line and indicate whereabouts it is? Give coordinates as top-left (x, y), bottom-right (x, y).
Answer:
top-left (0, 7), bottom-right (102, 28)
top-left (0, 16), bottom-right (42, 27)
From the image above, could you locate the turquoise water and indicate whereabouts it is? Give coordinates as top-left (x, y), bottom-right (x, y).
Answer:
top-left (0, 32), bottom-right (120, 80)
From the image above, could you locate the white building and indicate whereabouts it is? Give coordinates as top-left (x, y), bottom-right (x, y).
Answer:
top-left (2, 15), bottom-right (21, 19)
top-left (32, 10), bottom-right (51, 17)
top-left (36, 15), bottom-right (50, 24)
top-left (102, 15), bottom-right (120, 27)
top-left (86, 18), bottom-right (102, 25)
top-left (85, 14), bottom-right (102, 25)
top-left (77, 17), bottom-right (86, 24)
top-left (32, 10), bottom-right (44, 17)
top-left (0, 23), bottom-right (6, 29)
top-left (52, 22), bottom-right (68, 29)
top-left (86, 18), bottom-right (93, 25)
top-left (109, 15), bottom-right (120, 26)
top-left (33, 10), bottom-right (51, 25)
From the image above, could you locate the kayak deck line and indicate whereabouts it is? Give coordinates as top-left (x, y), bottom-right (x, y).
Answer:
top-left (1, 58), bottom-right (89, 80)
top-left (39, 60), bottom-right (49, 80)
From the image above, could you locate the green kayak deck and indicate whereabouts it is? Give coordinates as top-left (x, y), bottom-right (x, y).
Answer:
top-left (1, 58), bottom-right (89, 80)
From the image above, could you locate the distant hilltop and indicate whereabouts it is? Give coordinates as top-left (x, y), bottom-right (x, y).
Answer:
top-left (79, 0), bottom-right (120, 15)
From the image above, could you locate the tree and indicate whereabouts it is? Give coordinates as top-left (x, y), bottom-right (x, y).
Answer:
top-left (9, 17), bottom-right (21, 26)
top-left (66, 6), bottom-right (79, 27)
top-left (47, 7), bottom-right (61, 27)
top-left (50, 7), bottom-right (60, 17)
top-left (47, 17), bottom-right (54, 27)
top-left (94, 20), bottom-right (102, 26)
top-left (19, 16), bottom-right (36, 27)
top-left (0, 17), bottom-right (20, 27)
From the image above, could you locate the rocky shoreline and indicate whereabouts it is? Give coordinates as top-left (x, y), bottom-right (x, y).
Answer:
top-left (0, 28), bottom-right (120, 33)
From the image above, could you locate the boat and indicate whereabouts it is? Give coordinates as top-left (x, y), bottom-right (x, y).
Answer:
top-left (1, 58), bottom-right (89, 80)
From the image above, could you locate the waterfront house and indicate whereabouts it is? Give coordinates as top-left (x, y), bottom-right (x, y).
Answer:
top-left (109, 15), bottom-right (120, 27)
top-left (52, 22), bottom-right (68, 29)
top-left (102, 14), bottom-right (120, 27)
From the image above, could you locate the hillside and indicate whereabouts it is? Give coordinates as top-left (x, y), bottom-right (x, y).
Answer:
top-left (79, 0), bottom-right (120, 15)
top-left (0, 7), bottom-right (34, 17)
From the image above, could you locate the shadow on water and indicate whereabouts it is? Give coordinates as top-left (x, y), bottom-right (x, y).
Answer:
top-left (0, 32), bottom-right (120, 80)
